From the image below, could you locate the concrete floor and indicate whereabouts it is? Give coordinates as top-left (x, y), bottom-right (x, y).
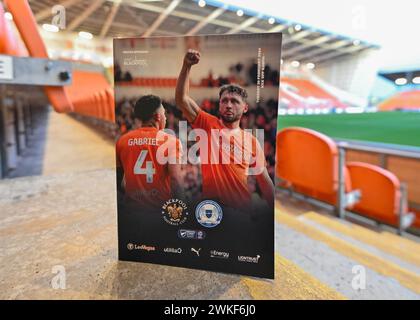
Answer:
top-left (0, 112), bottom-right (419, 300)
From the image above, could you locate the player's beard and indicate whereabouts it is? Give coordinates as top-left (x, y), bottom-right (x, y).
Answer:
top-left (221, 111), bottom-right (242, 123)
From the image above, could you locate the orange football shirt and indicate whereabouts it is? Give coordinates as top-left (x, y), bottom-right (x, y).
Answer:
top-left (116, 127), bottom-right (182, 208)
top-left (191, 110), bottom-right (265, 208)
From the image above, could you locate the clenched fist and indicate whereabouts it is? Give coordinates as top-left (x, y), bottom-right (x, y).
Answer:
top-left (183, 49), bottom-right (201, 67)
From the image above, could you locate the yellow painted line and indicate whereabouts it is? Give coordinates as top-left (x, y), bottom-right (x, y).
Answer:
top-left (380, 230), bottom-right (420, 255)
top-left (275, 209), bottom-right (420, 294)
top-left (242, 254), bottom-right (346, 300)
top-left (303, 211), bottom-right (420, 267)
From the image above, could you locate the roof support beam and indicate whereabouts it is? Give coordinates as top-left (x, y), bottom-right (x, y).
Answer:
top-left (226, 16), bottom-right (259, 34)
top-left (268, 24), bottom-right (288, 33)
top-left (282, 29), bottom-right (311, 46)
top-left (67, 0), bottom-right (103, 31)
top-left (142, 0), bottom-right (181, 37)
top-left (186, 7), bottom-right (226, 36)
top-left (111, 0), bottom-right (267, 33)
top-left (282, 35), bottom-right (331, 59)
top-left (100, 0), bottom-right (121, 38)
top-left (35, 0), bottom-right (83, 21)
top-left (313, 45), bottom-right (369, 64)
top-left (292, 40), bottom-right (350, 61)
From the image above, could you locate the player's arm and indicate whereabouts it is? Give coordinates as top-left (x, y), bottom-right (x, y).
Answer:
top-left (175, 49), bottom-right (201, 123)
top-left (256, 168), bottom-right (275, 210)
top-left (168, 163), bottom-right (184, 199)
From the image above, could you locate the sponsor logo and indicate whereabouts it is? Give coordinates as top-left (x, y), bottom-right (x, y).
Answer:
top-left (238, 255), bottom-right (261, 263)
top-left (177, 229), bottom-right (206, 240)
top-left (195, 200), bottom-right (223, 228)
top-left (163, 247), bottom-right (182, 254)
top-left (162, 199), bottom-right (189, 226)
top-left (191, 247), bottom-right (201, 257)
top-left (127, 243), bottom-right (156, 252)
top-left (210, 250), bottom-right (229, 259)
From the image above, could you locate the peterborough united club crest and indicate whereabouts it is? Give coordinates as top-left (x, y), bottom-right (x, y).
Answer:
top-left (195, 200), bottom-right (223, 228)
top-left (162, 199), bottom-right (189, 226)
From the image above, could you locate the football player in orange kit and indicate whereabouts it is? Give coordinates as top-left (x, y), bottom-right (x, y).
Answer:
top-left (116, 95), bottom-right (183, 209)
top-left (175, 49), bottom-right (274, 210)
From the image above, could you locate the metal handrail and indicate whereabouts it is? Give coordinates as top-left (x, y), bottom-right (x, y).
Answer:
top-left (336, 139), bottom-right (420, 160)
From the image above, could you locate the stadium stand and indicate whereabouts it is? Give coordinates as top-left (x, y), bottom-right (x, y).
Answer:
top-left (276, 127), bottom-right (415, 231)
top-left (378, 90), bottom-right (420, 111)
top-left (280, 77), bottom-right (347, 110)
top-left (1, 0), bottom-right (419, 300)
top-left (3, 0), bottom-right (114, 121)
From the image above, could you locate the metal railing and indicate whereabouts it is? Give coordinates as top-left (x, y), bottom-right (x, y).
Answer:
top-left (277, 138), bottom-right (420, 235)
top-left (336, 138), bottom-right (419, 234)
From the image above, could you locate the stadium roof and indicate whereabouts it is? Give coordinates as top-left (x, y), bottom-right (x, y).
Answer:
top-left (27, 0), bottom-right (379, 66)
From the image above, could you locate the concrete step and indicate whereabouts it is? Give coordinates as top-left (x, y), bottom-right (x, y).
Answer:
top-left (275, 203), bottom-right (420, 295)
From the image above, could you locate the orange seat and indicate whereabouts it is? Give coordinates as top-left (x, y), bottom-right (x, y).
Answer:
top-left (276, 127), bottom-right (352, 205)
top-left (4, 0), bottom-right (114, 120)
top-left (66, 70), bottom-right (113, 120)
top-left (0, 3), bottom-right (27, 56)
top-left (347, 162), bottom-right (413, 227)
top-left (378, 90), bottom-right (420, 111)
top-left (4, 0), bottom-right (73, 113)
top-left (281, 77), bottom-right (347, 109)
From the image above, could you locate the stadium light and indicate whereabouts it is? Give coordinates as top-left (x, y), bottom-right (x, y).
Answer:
top-left (236, 9), bottom-right (244, 16)
top-left (79, 31), bottom-right (93, 40)
top-left (198, 0), bottom-right (206, 7)
top-left (294, 24), bottom-right (302, 31)
top-left (412, 76), bottom-right (420, 84)
top-left (268, 17), bottom-right (275, 24)
top-left (395, 77), bottom-right (407, 85)
top-left (306, 62), bottom-right (315, 69)
top-left (291, 60), bottom-right (300, 68)
top-left (42, 24), bottom-right (59, 33)
top-left (4, 12), bottom-right (13, 21)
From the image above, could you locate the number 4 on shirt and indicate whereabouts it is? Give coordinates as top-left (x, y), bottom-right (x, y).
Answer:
top-left (133, 150), bottom-right (155, 183)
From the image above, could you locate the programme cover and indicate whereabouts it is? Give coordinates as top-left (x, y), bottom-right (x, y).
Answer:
top-left (114, 33), bottom-right (282, 279)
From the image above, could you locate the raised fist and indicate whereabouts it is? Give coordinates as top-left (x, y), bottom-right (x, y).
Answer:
top-left (183, 49), bottom-right (201, 67)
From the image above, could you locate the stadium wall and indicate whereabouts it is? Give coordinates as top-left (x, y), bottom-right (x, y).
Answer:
top-left (314, 49), bottom-right (380, 105)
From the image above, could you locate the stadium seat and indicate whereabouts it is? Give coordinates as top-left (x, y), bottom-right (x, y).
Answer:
top-left (4, 0), bottom-right (114, 120)
top-left (347, 162), bottom-right (414, 229)
top-left (281, 77), bottom-right (347, 110)
top-left (4, 0), bottom-right (73, 113)
top-left (378, 90), bottom-right (420, 111)
top-left (0, 3), bottom-right (28, 56)
top-left (275, 127), bottom-right (353, 206)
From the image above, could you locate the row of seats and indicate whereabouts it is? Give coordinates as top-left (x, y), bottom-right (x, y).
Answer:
top-left (118, 77), bottom-right (178, 87)
top-left (281, 77), bottom-right (347, 110)
top-left (275, 127), bottom-right (416, 229)
top-left (1, 0), bottom-right (114, 122)
top-left (378, 90), bottom-right (420, 111)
